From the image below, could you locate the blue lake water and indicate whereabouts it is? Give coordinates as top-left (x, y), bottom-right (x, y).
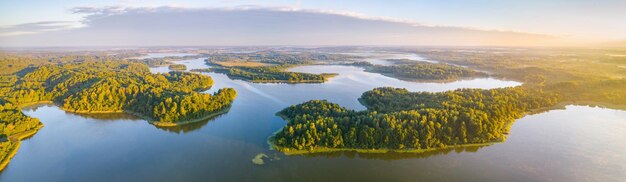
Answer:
top-left (1, 53), bottom-right (624, 181)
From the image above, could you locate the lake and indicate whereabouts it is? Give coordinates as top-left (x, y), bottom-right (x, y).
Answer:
top-left (1, 53), bottom-right (624, 181)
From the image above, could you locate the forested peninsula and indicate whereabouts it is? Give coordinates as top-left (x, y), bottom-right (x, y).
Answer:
top-left (271, 87), bottom-right (558, 154)
top-left (366, 62), bottom-right (486, 82)
top-left (168, 64), bottom-right (187, 71)
top-left (206, 55), bottom-right (338, 83)
top-left (270, 48), bottom-right (626, 155)
top-left (211, 65), bottom-right (337, 83)
top-left (0, 57), bottom-right (237, 170)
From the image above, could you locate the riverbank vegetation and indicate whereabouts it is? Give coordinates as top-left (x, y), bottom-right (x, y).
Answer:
top-left (414, 48), bottom-right (626, 110)
top-left (363, 62), bottom-right (487, 82)
top-left (168, 64), bottom-right (187, 71)
top-left (128, 53), bottom-right (207, 67)
top-left (206, 52), bottom-right (341, 83)
top-left (211, 65), bottom-right (337, 83)
top-left (0, 60), bottom-right (236, 124)
top-left (0, 54), bottom-right (237, 170)
top-left (272, 47), bottom-right (626, 154)
top-left (271, 87), bottom-right (558, 153)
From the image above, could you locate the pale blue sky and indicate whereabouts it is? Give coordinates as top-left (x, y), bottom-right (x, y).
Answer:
top-left (1, 0), bottom-right (625, 46)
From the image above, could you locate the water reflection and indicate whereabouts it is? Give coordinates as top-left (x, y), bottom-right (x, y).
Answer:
top-left (5, 53), bottom-right (623, 181)
top-left (342, 51), bottom-right (436, 65)
top-left (135, 53), bottom-right (196, 59)
top-left (21, 103), bottom-right (226, 134)
top-left (149, 57), bottom-right (209, 74)
top-left (153, 107), bottom-right (231, 134)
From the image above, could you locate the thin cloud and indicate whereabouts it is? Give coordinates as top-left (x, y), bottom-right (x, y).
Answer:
top-left (0, 21), bottom-right (84, 37)
top-left (67, 6), bottom-right (554, 38)
top-left (0, 6), bottom-right (561, 46)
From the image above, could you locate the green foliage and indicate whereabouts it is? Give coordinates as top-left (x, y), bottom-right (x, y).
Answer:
top-left (0, 140), bottom-right (19, 169)
top-left (273, 87), bottom-right (558, 151)
top-left (0, 102), bottom-right (42, 138)
top-left (213, 66), bottom-right (336, 83)
top-left (0, 61), bottom-right (236, 125)
top-left (366, 62), bottom-right (486, 81)
top-left (0, 51), bottom-right (140, 75)
top-left (168, 64), bottom-right (187, 71)
top-left (0, 54), bottom-right (236, 170)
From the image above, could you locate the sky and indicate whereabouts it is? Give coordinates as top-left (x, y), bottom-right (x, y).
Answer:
top-left (1, 0), bottom-right (625, 47)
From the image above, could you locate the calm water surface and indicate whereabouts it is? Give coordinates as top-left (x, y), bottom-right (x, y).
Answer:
top-left (1, 53), bottom-right (624, 182)
top-left (134, 53), bottom-right (196, 59)
top-left (342, 52), bottom-right (436, 65)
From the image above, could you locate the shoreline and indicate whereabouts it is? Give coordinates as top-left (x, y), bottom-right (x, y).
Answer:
top-left (362, 67), bottom-right (485, 83)
top-left (6, 124), bottom-right (44, 142)
top-left (0, 141), bottom-right (21, 172)
top-left (270, 89), bottom-right (625, 156)
top-left (268, 134), bottom-right (499, 155)
top-left (18, 101), bottom-right (54, 109)
top-left (271, 112), bottom-right (502, 155)
top-left (19, 102), bottom-right (232, 127)
top-left (150, 106), bottom-right (231, 127)
top-left (224, 75), bottom-right (334, 84)
top-left (0, 124), bottom-right (44, 172)
top-left (210, 64), bottom-right (338, 84)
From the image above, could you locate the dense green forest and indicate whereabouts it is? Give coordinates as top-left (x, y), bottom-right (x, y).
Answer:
top-left (0, 52), bottom-right (145, 170)
top-left (0, 52), bottom-right (141, 75)
top-left (364, 62), bottom-right (487, 81)
top-left (0, 101), bottom-right (43, 171)
top-left (212, 66), bottom-right (336, 83)
top-left (168, 64), bottom-right (187, 71)
top-left (0, 61), bottom-right (236, 124)
top-left (0, 56), bottom-right (237, 170)
top-left (271, 48), bottom-right (626, 154)
top-left (272, 87), bottom-right (558, 153)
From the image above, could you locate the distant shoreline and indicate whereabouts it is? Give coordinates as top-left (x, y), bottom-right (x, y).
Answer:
top-left (224, 74), bottom-right (337, 84)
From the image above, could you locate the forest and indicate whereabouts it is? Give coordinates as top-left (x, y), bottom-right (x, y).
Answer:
top-left (204, 51), bottom-right (357, 83)
top-left (0, 60), bottom-right (236, 125)
top-left (364, 62), bottom-right (487, 81)
top-left (271, 87), bottom-right (559, 153)
top-left (206, 54), bottom-right (338, 83)
top-left (0, 55), bottom-right (237, 170)
top-left (211, 66), bottom-right (337, 83)
top-left (271, 48), bottom-right (626, 154)
top-left (168, 64), bottom-right (187, 71)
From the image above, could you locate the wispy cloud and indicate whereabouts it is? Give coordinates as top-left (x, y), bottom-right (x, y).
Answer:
top-left (0, 6), bottom-right (561, 47)
top-left (70, 5), bottom-right (429, 27)
top-left (0, 21), bottom-right (84, 37)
